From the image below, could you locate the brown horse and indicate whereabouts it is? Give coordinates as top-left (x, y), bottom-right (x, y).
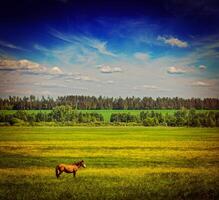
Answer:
top-left (55, 160), bottom-right (86, 178)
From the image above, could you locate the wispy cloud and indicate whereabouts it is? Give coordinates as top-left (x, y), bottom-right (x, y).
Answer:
top-left (34, 82), bottom-right (67, 88)
top-left (191, 81), bottom-right (211, 87)
top-left (98, 65), bottom-right (122, 73)
top-left (133, 84), bottom-right (171, 92)
top-left (34, 44), bottom-right (50, 53)
top-left (190, 34), bottom-right (219, 61)
top-left (143, 85), bottom-right (159, 90)
top-left (84, 38), bottom-right (116, 57)
top-left (134, 52), bottom-right (150, 61)
top-left (34, 43), bottom-right (98, 67)
top-left (74, 74), bottom-right (99, 82)
top-left (158, 36), bottom-right (188, 48)
top-left (106, 80), bottom-right (114, 84)
top-left (0, 40), bottom-right (27, 51)
top-left (49, 28), bottom-right (116, 57)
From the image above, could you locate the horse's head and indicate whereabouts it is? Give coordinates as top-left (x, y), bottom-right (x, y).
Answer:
top-left (73, 160), bottom-right (86, 168)
top-left (80, 160), bottom-right (86, 168)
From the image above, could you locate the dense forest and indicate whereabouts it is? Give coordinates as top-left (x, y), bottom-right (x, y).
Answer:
top-left (0, 95), bottom-right (219, 110)
top-left (110, 110), bottom-right (219, 127)
top-left (0, 106), bottom-right (218, 127)
top-left (0, 106), bottom-right (104, 125)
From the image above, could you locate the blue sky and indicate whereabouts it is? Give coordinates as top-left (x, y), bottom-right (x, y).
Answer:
top-left (0, 0), bottom-right (219, 98)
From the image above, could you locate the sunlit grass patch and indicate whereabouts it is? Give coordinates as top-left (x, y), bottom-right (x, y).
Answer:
top-left (1, 146), bottom-right (218, 160)
top-left (0, 167), bottom-right (218, 200)
top-left (1, 166), bottom-right (218, 177)
top-left (0, 127), bottom-right (219, 200)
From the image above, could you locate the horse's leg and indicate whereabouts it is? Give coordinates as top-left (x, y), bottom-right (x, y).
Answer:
top-left (58, 170), bottom-right (63, 178)
top-left (73, 171), bottom-right (76, 178)
top-left (56, 166), bottom-right (60, 178)
top-left (56, 167), bottom-right (63, 178)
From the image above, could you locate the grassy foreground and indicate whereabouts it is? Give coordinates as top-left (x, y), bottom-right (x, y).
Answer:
top-left (0, 127), bottom-right (219, 200)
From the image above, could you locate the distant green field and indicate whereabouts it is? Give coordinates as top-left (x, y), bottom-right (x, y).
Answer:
top-left (0, 127), bottom-right (218, 200)
top-left (1, 109), bottom-right (218, 122)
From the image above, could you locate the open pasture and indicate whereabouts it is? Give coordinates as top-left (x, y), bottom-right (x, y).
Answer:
top-left (0, 127), bottom-right (219, 200)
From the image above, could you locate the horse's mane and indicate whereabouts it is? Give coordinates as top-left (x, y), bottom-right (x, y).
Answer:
top-left (72, 160), bottom-right (83, 166)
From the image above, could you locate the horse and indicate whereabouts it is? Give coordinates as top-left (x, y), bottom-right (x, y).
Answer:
top-left (55, 160), bottom-right (86, 178)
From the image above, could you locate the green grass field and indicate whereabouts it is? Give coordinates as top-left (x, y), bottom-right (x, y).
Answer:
top-left (0, 127), bottom-right (219, 200)
top-left (1, 109), bottom-right (218, 122)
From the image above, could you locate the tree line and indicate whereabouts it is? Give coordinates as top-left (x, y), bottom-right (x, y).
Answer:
top-left (0, 106), bottom-right (104, 125)
top-left (0, 106), bottom-right (218, 127)
top-left (110, 110), bottom-right (219, 127)
top-left (0, 95), bottom-right (219, 110)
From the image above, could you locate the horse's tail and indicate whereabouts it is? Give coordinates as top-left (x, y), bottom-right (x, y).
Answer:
top-left (55, 166), bottom-right (59, 178)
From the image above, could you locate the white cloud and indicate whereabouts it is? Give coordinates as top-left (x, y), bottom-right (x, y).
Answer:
top-left (199, 65), bottom-right (207, 71)
top-left (133, 85), bottom-right (159, 91)
top-left (80, 76), bottom-right (93, 81)
top-left (106, 80), bottom-right (114, 84)
top-left (113, 67), bottom-right (122, 72)
top-left (99, 65), bottom-right (112, 73)
top-left (34, 82), bottom-right (67, 88)
top-left (133, 84), bottom-right (171, 92)
top-left (98, 65), bottom-right (112, 73)
top-left (74, 74), bottom-right (99, 82)
top-left (2, 30), bottom-right (218, 98)
top-left (49, 66), bottom-right (63, 75)
top-left (191, 81), bottom-right (211, 87)
top-left (143, 85), bottom-right (159, 90)
top-left (167, 66), bottom-right (186, 74)
top-left (71, 86), bottom-right (88, 91)
top-left (0, 59), bottom-right (46, 72)
top-left (0, 58), bottom-right (66, 76)
top-left (158, 36), bottom-right (188, 48)
top-left (134, 52), bottom-right (150, 61)
top-left (98, 65), bottom-right (123, 73)
top-left (167, 66), bottom-right (193, 74)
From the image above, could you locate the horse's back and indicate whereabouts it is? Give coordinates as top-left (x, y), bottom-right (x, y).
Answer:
top-left (57, 164), bottom-right (78, 173)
